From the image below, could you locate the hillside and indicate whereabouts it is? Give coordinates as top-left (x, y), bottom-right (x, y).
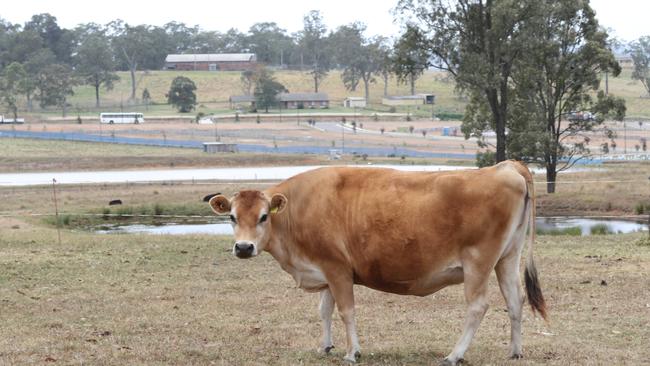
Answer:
top-left (21, 68), bottom-right (650, 119)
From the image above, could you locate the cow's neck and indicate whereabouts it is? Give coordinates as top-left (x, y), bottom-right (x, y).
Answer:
top-left (265, 222), bottom-right (303, 275)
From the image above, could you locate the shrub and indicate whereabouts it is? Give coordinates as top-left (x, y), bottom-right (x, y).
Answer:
top-left (154, 203), bottom-right (164, 216)
top-left (635, 202), bottom-right (649, 215)
top-left (536, 226), bottom-right (582, 236)
top-left (590, 224), bottom-right (613, 235)
top-left (476, 151), bottom-right (496, 168)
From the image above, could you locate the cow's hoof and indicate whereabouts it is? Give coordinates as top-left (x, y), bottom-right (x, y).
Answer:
top-left (343, 351), bottom-right (360, 363)
top-left (510, 353), bottom-right (523, 360)
top-left (318, 345), bottom-right (334, 354)
top-left (439, 358), bottom-right (463, 366)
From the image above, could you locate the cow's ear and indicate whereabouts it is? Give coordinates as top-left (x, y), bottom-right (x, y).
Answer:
top-left (209, 195), bottom-right (231, 214)
top-left (269, 193), bottom-right (287, 214)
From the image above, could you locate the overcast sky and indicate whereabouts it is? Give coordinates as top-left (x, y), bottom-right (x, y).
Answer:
top-left (1, 0), bottom-right (647, 42)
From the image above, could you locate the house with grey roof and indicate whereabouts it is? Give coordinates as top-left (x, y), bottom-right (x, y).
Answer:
top-left (278, 93), bottom-right (329, 109)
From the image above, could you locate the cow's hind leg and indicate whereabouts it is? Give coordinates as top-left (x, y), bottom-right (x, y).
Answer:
top-left (327, 275), bottom-right (360, 363)
top-left (442, 262), bottom-right (492, 366)
top-left (495, 245), bottom-right (525, 359)
top-left (318, 288), bottom-right (335, 354)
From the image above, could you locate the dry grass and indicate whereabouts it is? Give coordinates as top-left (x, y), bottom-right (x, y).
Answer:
top-left (535, 161), bottom-right (650, 215)
top-left (1, 222), bottom-right (649, 365)
top-left (0, 137), bottom-right (329, 173)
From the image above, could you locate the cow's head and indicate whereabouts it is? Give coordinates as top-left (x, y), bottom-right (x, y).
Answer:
top-left (208, 190), bottom-right (287, 259)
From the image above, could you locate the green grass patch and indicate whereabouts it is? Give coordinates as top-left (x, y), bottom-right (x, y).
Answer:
top-left (537, 226), bottom-right (582, 236)
top-left (43, 202), bottom-right (214, 230)
top-left (590, 223), bottom-right (614, 235)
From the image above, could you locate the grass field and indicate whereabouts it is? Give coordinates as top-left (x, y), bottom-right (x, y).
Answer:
top-left (14, 67), bottom-right (650, 120)
top-left (1, 222), bottom-right (648, 365)
top-left (1, 135), bottom-right (649, 364)
top-left (0, 138), bottom-right (329, 173)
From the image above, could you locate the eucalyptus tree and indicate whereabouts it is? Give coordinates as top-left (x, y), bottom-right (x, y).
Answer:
top-left (0, 62), bottom-right (27, 119)
top-left (507, 0), bottom-right (625, 193)
top-left (391, 24), bottom-right (430, 96)
top-left (75, 30), bottom-right (119, 108)
top-left (396, 0), bottom-right (536, 162)
top-left (297, 10), bottom-right (331, 92)
top-left (629, 36), bottom-right (650, 97)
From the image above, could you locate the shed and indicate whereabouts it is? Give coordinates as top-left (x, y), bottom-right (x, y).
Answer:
top-left (203, 142), bottom-right (239, 153)
top-left (278, 93), bottom-right (329, 109)
top-left (165, 53), bottom-right (257, 71)
top-left (382, 94), bottom-right (435, 106)
top-left (229, 95), bottom-right (256, 110)
top-left (343, 97), bottom-right (366, 108)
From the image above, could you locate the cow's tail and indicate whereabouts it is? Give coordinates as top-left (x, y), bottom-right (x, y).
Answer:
top-left (523, 174), bottom-right (548, 321)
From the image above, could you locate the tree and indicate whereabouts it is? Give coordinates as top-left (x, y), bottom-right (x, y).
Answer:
top-left (253, 68), bottom-right (287, 112)
top-left (396, 0), bottom-right (535, 162)
top-left (21, 48), bottom-right (55, 111)
top-left (109, 22), bottom-right (159, 101)
top-left (376, 38), bottom-right (394, 97)
top-left (507, 0), bottom-right (625, 193)
top-left (75, 33), bottom-right (119, 108)
top-left (331, 23), bottom-right (384, 102)
top-left (24, 13), bottom-right (73, 64)
top-left (167, 76), bottom-right (197, 112)
top-left (247, 22), bottom-right (293, 65)
top-left (629, 36), bottom-right (650, 97)
top-left (240, 69), bottom-right (256, 96)
top-left (0, 62), bottom-right (27, 120)
top-left (297, 11), bottom-right (331, 92)
top-left (163, 22), bottom-right (199, 53)
top-left (36, 63), bottom-right (77, 116)
top-left (391, 25), bottom-right (429, 96)
top-left (142, 88), bottom-right (151, 110)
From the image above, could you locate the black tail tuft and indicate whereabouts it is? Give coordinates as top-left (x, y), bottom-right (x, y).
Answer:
top-left (525, 263), bottom-right (548, 321)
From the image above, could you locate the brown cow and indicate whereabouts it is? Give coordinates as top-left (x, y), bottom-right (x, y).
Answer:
top-left (209, 160), bottom-right (546, 365)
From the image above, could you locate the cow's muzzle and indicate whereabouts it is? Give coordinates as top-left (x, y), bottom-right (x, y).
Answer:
top-left (233, 241), bottom-right (256, 259)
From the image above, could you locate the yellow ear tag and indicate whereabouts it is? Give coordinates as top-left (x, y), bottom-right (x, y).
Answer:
top-left (270, 207), bottom-right (279, 214)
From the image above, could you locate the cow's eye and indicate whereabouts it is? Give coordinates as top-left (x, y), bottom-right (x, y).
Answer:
top-left (259, 214), bottom-right (268, 224)
top-left (229, 214), bottom-right (237, 224)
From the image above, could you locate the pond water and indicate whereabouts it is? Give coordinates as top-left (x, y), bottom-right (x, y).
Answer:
top-left (95, 217), bottom-right (647, 236)
top-left (95, 222), bottom-right (233, 235)
top-left (536, 217), bottom-right (647, 236)
top-left (0, 164), bottom-right (471, 186)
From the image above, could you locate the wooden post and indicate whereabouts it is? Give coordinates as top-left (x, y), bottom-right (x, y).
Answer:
top-left (52, 178), bottom-right (62, 245)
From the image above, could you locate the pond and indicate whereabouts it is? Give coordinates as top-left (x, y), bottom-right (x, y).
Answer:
top-left (95, 217), bottom-right (648, 236)
top-left (95, 222), bottom-right (233, 235)
top-left (536, 217), bottom-right (647, 236)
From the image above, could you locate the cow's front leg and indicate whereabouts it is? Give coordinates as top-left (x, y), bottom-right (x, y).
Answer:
top-left (327, 275), bottom-right (360, 363)
top-left (318, 288), bottom-right (335, 354)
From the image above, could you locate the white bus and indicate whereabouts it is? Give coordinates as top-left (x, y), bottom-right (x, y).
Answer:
top-left (99, 112), bottom-right (145, 124)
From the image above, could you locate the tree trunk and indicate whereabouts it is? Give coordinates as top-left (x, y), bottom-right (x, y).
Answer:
top-left (363, 77), bottom-right (370, 103)
top-left (26, 93), bottom-right (33, 112)
top-left (129, 66), bottom-right (136, 101)
top-left (95, 82), bottom-right (101, 108)
top-left (410, 73), bottom-right (415, 95)
top-left (314, 74), bottom-right (319, 93)
top-left (486, 88), bottom-right (507, 162)
top-left (12, 106), bottom-right (18, 120)
top-left (383, 74), bottom-right (388, 96)
top-left (545, 163), bottom-right (557, 193)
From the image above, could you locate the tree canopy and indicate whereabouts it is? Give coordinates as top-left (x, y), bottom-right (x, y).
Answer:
top-left (253, 68), bottom-right (287, 113)
top-left (167, 76), bottom-right (197, 112)
top-left (629, 36), bottom-right (650, 97)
